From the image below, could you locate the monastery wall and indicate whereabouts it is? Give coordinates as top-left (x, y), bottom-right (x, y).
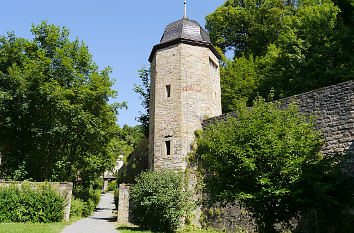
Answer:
top-left (203, 80), bottom-right (354, 156)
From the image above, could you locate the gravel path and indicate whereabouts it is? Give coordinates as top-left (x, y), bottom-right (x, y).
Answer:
top-left (61, 192), bottom-right (119, 233)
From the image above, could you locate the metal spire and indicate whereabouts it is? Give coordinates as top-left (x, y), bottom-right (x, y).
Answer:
top-left (184, 1), bottom-right (188, 19)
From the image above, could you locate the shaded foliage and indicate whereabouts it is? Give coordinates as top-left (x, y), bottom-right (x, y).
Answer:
top-left (295, 152), bottom-right (354, 233)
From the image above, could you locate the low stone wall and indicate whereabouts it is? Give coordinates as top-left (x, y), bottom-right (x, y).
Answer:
top-left (0, 181), bottom-right (73, 221)
top-left (118, 138), bottom-right (149, 184)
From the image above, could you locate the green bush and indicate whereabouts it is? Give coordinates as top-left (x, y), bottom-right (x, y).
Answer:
top-left (83, 199), bottom-right (95, 217)
top-left (195, 98), bottom-right (345, 232)
top-left (70, 197), bottom-right (85, 218)
top-left (91, 189), bottom-right (101, 206)
top-left (70, 190), bottom-right (101, 218)
top-left (129, 170), bottom-right (191, 232)
top-left (114, 186), bottom-right (119, 210)
top-left (72, 184), bottom-right (101, 217)
top-left (107, 181), bottom-right (117, 191)
top-left (0, 183), bottom-right (65, 222)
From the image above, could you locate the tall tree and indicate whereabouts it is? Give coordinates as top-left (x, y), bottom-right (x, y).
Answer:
top-left (0, 21), bottom-right (123, 183)
top-left (133, 66), bottom-right (150, 136)
top-left (220, 53), bottom-right (260, 113)
top-left (107, 124), bottom-right (144, 164)
top-left (258, 0), bottom-right (354, 99)
top-left (206, 0), bottom-right (354, 111)
top-left (206, 0), bottom-right (295, 59)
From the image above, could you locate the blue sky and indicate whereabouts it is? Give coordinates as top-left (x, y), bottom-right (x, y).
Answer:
top-left (0, 0), bottom-right (225, 126)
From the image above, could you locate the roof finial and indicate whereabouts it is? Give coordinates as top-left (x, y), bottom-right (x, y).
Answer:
top-left (184, 1), bottom-right (188, 19)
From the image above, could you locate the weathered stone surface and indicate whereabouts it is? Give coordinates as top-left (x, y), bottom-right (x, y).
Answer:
top-left (0, 181), bottom-right (73, 221)
top-left (117, 138), bottom-right (148, 184)
top-left (149, 42), bottom-right (222, 171)
top-left (117, 184), bottom-right (131, 224)
top-left (202, 201), bottom-right (256, 232)
top-left (203, 80), bottom-right (354, 156)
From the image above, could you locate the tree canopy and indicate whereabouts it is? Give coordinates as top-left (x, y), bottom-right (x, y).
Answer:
top-left (206, 0), bottom-right (354, 111)
top-left (107, 124), bottom-right (144, 164)
top-left (0, 21), bottom-right (122, 183)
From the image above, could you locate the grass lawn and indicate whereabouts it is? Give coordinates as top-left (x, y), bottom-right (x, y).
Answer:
top-left (0, 217), bottom-right (82, 233)
top-left (117, 226), bottom-right (221, 233)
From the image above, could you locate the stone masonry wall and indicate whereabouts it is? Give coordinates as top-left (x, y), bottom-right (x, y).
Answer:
top-left (149, 43), bottom-right (222, 171)
top-left (203, 80), bottom-right (354, 155)
top-left (117, 138), bottom-right (149, 184)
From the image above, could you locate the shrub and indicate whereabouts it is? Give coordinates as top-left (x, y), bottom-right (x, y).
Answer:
top-left (129, 170), bottom-right (191, 232)
top-left (91, 189), bottom-right (101, 206)
top-left (0, 182), bottom-right (65, 222)
top-left (195, 98), bottom-right (347, 232)
top-left (70, 197), bottom-right (85, 218)
top-left (114, 186), bottom-right (119, 210)
top-left (70, 190), bottom-right (101, 218)
top-left (72, 184), bottom-right (101, 217)
top-left (107, 181), bottom-right (117, 191)
top-left (83, 199), bottom-right (95, 217)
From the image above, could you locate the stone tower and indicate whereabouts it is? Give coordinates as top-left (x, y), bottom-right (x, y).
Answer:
top-left (148, 12), bottom-right (222, 170)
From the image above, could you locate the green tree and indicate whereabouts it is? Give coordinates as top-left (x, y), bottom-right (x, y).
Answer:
top-left (107, 124), bottom-right (144, 164)
top-left (196, 98), bottom-right (324, 232)
top-left (133, 66), bottom-right (150, 136)
top-left (207, 0), bottom-right (354, 111)
top-left (206, 0), bottom-right (295, 59)
top-left (258, 0), bottom-right (354, 99)
top-left (220, 53), bottom-right (259, 112)
top-left (0, 21), bottom-right (122, 184)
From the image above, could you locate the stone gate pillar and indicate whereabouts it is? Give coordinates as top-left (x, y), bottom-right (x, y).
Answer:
top-left (117, 184), bottom-right (131, 224)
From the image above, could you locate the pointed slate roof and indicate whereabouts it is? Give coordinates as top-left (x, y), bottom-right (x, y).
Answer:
top-left (149, 18), bottom-right (221, 62)
top-left (160, 18), bottom-right (211, 44)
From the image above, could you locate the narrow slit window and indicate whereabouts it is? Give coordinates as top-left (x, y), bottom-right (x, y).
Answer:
top-left (166, 85), bottom-right (171, 98)
top-left (165, 140), bottom-right (171, 155)
top-left (209, 58), bottom-right (218, 70)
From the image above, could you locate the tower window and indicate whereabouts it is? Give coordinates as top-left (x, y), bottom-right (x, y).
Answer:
top-left (165, 140), bottom-right (171, 155)
top-left (166, 85), bottom-right (171, 98)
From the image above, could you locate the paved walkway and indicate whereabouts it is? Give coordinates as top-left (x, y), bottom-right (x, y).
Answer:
top-left (61, 192), bottom-right (119, 233)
